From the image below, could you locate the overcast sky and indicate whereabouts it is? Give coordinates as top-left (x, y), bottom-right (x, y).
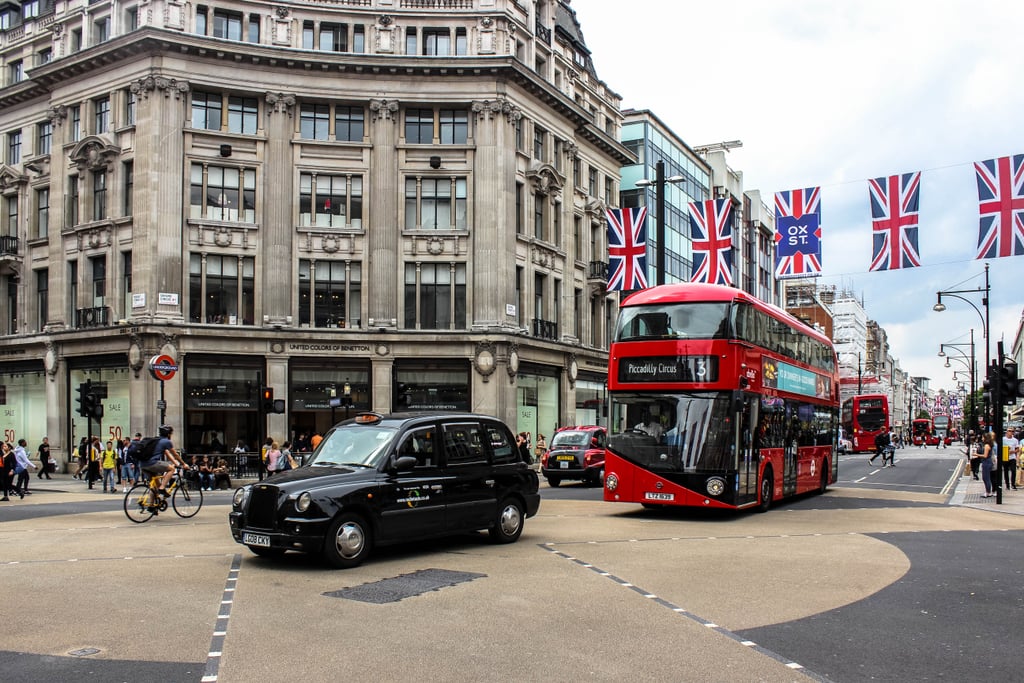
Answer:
top-left (579, 0), bottom-right (1024, 395)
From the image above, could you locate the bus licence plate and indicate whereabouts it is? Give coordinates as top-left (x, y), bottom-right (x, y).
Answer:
top-left (644, 492), bottom-right (674, 501)
top-left (243, 532), bottom-right (271, 547)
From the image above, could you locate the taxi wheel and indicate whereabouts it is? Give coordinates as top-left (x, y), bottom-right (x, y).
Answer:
top-left (324, 513), bottom-right (372, 568)
top-left (546, 477), bottom-right (561, 487)
top-left (489, 497), bottom-right (524, 544)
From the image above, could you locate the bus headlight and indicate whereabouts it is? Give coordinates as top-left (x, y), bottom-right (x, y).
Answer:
top-left (296, 491), bottom-right (312, 513)
top-left (605, 473), bottom-right (618, 491)
top-left (705, 477), bottom-right (726, 497)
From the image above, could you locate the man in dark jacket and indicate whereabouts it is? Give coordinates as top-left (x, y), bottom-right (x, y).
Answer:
top-left (869, 427), bottom-right (891, 466)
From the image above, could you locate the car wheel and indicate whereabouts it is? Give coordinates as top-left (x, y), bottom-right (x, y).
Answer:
top-left (757, 468), bottom-right (774, 513)
top-left (323, 513), bottom-right (372, 569)
top-left (587, 469), bottom-right (604, 487)
top-left (546, 476), bottom-right (561, 487)
top-left (249, 546), bottom-right (286, 559)
top-left (489, 497), bottom-right (525, 544)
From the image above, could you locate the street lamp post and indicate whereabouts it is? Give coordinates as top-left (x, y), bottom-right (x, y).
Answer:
top-left (635, 160), bottom-right (685, 286)
top-left (938, 329), bottom-right (977, 433)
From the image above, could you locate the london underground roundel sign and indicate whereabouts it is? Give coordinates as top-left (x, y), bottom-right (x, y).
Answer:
top-left (149, 354), bottom-right (178, 381)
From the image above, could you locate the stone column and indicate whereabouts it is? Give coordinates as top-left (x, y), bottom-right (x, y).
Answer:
top-left (261, 92), bottom-right (297, 326)
top-left (129, 74), bottom-right (190, 323)
top-left (366, 98), bottom-right (399, 328)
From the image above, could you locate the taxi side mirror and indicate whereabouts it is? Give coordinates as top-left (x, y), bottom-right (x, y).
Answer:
top-left (392, 455), bottom-right (417, 473)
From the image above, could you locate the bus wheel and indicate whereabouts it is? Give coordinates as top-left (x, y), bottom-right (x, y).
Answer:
top-left (819, 461), bottom-right (829, 494)
top-left (757, 469), bottom-right (773, 513)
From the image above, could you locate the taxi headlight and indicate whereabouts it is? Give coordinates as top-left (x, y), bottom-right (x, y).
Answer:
top-left (605, 473), bottom-right (618, 491)
top-left (296, 491), bottom-right (312, 513)
top-left (706, 477), bottom-right (726, 497)
top-left (232, 487), bottom-right (248, 508)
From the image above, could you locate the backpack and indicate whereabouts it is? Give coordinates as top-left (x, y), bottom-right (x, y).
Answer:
top-left (127, 437), bottom-right (161, 464)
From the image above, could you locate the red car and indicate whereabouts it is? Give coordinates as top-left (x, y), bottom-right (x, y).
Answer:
top-left (540, 426), bottom-right (606, 487)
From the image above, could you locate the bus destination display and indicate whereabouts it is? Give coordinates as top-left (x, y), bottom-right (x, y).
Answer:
top-left (617, 356), bottom-right (719, 383)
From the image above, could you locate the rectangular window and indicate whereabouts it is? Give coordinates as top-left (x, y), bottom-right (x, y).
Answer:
top-left (94, 16), bottom-right (110, 43)
top-left (438, 109), bottom-right (468, 144)
top-left (227, 96), bottom-right (258, 134)
top-left (23, 1), bottom-right (40, 19)
top-left (299, 173), bottom-right (362, 228)
top-left (192, 91), bottom-right (222, 130)
top-left (188, 254), bottom-right (255, 325)
top-left (190, 164), bottom-right (256, 222)
top-left (405, 109), bottom-right (433, 144)
top-left (125, 6), bottom-right (139, 32)
top-left (35, 187), bottom-right (49, 239)
top-left (455, 28), bottom-right (467, 55)
top-left (248, 13), bottom-right (260, 43)
top-left (300, 104), bottom-right (330, 140)
top-left (319, 22), bottom-right (347, 52)
top-left (574, 215), bottom-right (583, 260)
top-left (515, 117), bottom-right (523, 151)
top-left (334, 106), bottom-right (364, 142)
top-left (302, 21), bottom-right (313, 49)
top-left (67, 175), bottom-right (79, 226)
top-left (7, 276), bottom-right (16, 335)
top-left (7, 130), bottom-right (21, 164)
top-left (353, 25), bottom-right (365, 53)
top-left (195, 6), bottom-right (208, 35)
top-left (92, 169), bottom-right (107, 221)
top-left (423, 28), bottom-right (450, 56)
top-left (588, 168), bottom-right (597, 197)
top-left (9, 60), bottom-right (23, 85)
top-left (534, 192), bottom-right (545, 240)
top-left (213, 9), bottom-right (242, 40)
top-left (405, 27), bottom-right (416, 55)
top-left (36, 48), bottom-right (52, 65)
top-left (515, 182), bottom-right (524, 235)
top-left (298, 259), bottom-right (361, 328)
top-left (604, 177), bottom-right (614, 205)
top-left (71, 28), bottom-right (82, 53)
top-left (404, 263), bottom-right (466, 330)
top-left (70, 106), bottom-right (81, 142)
top-left (122, 161), bottom-right (133, 217)
top-left (405, 177), bottom-right (466, 230)
top-left (6, 195), bottom-right (18, 237)
top-left (125, 89), bottom-right (136, 126)
top-left (68, 261), bottom-right (77, 323)
top-left (122, 252), bottom-right (132, 320)
top-left (533, 126), bottom-right (545, 161)
top-left (94, 97), bottom-right (110, 134)
top-left (90, 255), bottom-right (106, 306)
top-left (36, 268), bottom-right (48, 331)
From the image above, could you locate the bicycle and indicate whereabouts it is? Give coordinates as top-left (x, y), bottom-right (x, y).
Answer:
top-left (124, 467), bottom-right (204, 523)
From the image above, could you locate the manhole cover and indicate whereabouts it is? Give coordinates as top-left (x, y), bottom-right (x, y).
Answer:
top-left (69, 648), bottom-right (101, 657)
top-left (325, 568), bottom-right (486, 604)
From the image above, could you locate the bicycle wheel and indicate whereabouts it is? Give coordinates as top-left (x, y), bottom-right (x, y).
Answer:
top-left (124, 483), bottom-right (158, 523)
top-left (172, 480), bottom-right (203, 518)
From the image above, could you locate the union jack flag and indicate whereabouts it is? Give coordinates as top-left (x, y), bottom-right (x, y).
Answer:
top-left (975, 154), bottom-right (1024, 259)
top-left (773, 187), bottom-right (822, 279)
top-left (606, 207), bottom-right (649, 292)
top-left (688, 198), bottom-right (733, 285)
top-left (868, 172), bottom-right (922, 271)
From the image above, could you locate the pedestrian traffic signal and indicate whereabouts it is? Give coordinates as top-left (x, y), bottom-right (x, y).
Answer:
top-left (261, 388), bottom-right (286, 414)
top-left (1000, 362), bottom-right (1020, 405)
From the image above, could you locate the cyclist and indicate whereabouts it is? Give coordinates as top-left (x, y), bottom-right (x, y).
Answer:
top-left (140, 424), bottom-right (186, 500)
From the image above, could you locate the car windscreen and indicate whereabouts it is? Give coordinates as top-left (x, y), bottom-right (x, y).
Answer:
top-left (550, 431), bottom-right (590, 447)
top-left (308, 424), bottom-right (398, 468)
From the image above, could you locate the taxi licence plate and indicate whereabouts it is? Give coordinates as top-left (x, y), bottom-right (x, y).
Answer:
top-left (243, 532), bottom-right (271, 547)
top-left (644, 492), bottom-right (674, 501)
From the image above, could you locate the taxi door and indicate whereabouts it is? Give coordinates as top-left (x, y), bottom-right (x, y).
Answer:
top-left (378, 426), bottom-right (447, 542)
top-left (441, 421), bottom-right (498, 532)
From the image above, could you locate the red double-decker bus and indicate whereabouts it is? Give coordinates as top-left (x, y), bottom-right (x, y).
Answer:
top-left (603, 283), bottom-right (840, 512)
top-left (912, 417), bottom-right (936, 446)
top-left (840, 394), bottom-right (890, 452)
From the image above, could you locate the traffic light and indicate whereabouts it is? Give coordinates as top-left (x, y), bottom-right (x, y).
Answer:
top-left (261, 387), bottom-right (286, 414)
top-left (75, 382), bottom-right (89, 417)
top-left (1000, 362), bottom-right (1020, 405)
top-left (81, 390), bottom-right (104, 419)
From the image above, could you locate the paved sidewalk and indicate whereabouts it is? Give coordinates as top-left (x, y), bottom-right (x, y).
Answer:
top-left (949, 463), bottom-right (1024, 514)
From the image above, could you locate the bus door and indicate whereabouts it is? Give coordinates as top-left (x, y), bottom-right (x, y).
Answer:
top-left (735, 392), bottom-right (759, 505)
top-left (782, 404), bottom-right (798, 497)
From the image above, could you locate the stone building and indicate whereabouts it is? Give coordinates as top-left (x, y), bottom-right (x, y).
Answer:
top-left (0, 0), bottom-right (630, 458)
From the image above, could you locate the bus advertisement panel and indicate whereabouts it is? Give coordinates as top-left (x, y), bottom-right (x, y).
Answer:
top-left (603, 283), bottom-right (840, 512)
top-left (840, 394), bottom-right (890, 452)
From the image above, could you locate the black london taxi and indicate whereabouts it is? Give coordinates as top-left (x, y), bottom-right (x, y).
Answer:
top-left (540, 425), bottom-right (606, 487)
top-left (229, 412), bottom-right (541, 568)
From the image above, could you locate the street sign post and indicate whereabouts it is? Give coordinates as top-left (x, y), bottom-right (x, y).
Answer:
top-left (148, 355), bottom-right (179, 425)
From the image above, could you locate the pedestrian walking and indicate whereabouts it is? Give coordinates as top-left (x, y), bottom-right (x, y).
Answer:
top-left (869, 427), bottom-right (891, 466)
top-left (980, 432), bottom-right (996, 497)
top-left (1002, 428), bottom-right (1019, 491)
top-left (13, 439), bottom-right (35, 495)
top-left (1, 442), bottom-right (18, 500)
top-left (36, 436), bottom-right (52, 479)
